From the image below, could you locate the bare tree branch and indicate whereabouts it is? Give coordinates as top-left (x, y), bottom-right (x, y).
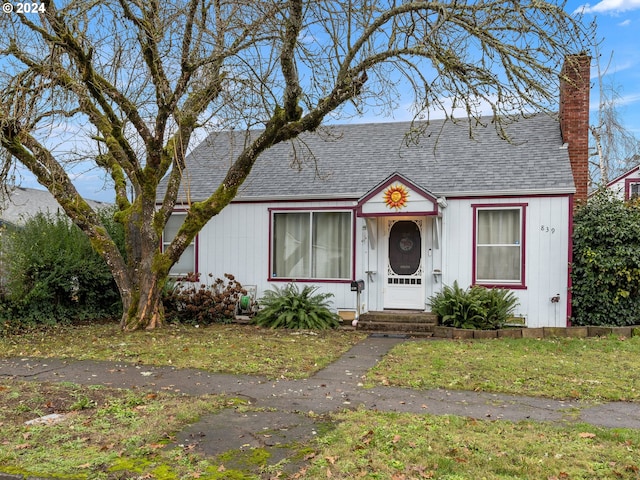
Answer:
top-left (590, 46), bottom-right (640, 185)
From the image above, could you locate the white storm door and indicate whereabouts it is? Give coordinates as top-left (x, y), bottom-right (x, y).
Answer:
top-left (383, 219), bottom-right (425, 309)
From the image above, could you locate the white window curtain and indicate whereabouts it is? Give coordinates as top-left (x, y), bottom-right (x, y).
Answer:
top-left (273, 211), bottom-right (351, 279)
top-left (273, 212), bottom-right (310, 278)
top-left (164, 215), bottom-right (196, 275)
top-left (312, 212), bottom-right (351, 278)
top-left (476, 209), bottom-right (520, 282)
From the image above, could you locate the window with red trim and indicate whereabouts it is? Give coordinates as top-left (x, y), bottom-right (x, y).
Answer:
top-left (271, 211), bottom-right (352, 280)
top-left (473, 205), bottom-right (525, 287)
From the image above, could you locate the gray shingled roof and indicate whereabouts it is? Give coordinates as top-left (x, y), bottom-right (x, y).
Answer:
top-left (162, 114), bottom-right (575, 203)
top-left (0, 187), bottom-right (110, 226)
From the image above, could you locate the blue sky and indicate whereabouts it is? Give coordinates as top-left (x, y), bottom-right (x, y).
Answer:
top-left (571, 0), bottom-right (640, 136)
top-left (13, 0), bottom-right (640, 203)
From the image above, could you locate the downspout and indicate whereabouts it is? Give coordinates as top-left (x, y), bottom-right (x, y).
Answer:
top-left (566, 194), bottom-right (574, 326)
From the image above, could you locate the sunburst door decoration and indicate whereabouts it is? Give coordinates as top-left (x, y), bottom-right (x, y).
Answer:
top-left (383, 184), bottom-right (409, 211)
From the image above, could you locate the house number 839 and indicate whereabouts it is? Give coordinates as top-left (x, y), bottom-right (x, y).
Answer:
top-left (540, 225), bottom-right (555, 234)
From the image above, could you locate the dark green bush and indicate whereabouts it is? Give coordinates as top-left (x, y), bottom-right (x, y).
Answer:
top-left (429, 281), bottom-right (519, 330)
top-left (571, 189), bottom-right (640, 326)
top-left (253, 283), bottom-right (340, 330)
top-left (163, 273), bottom-right (247, 325)
top-left (0, 209), bottom-right (123, 331)
top-left (429, 281), bottom-right (483, 329)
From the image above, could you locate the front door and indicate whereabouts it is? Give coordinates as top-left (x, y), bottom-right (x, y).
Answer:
top-left (384, 219), bottom-right (424, 309)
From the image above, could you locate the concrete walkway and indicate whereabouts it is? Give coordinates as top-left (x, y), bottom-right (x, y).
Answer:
top-left (2, 335), bottom-right (640, 478)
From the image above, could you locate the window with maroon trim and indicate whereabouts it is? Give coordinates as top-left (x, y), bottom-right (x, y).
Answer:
top-left (629, 182), bottom-right (640, 200)
top-left (473, 205), bottom-right (525, 287)
top-left (271, 211), bottom-right (352, 280)
top-left (163, 214), bottom-right (197, 276)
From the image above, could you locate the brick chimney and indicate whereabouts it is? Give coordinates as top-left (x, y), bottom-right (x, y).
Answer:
top-left (559, 54), bottom-right (591, 205)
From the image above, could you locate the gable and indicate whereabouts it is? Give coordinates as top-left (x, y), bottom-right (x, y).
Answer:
top-left (605, 165), bottom-right (640, 187)
top-left (605, 165), bottom-right (640, 200)
top-left (357, 173), bottom-right (439, 216)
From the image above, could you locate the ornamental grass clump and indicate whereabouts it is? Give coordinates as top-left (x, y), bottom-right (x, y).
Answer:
top-left (429, 281), bottom-right (519, 330)
top-left (254, 283), bottom-right (340, 330)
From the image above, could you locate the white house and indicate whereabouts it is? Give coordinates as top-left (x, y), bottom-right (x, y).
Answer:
top-left (604, 165), bottom-right (640, 201)
top-left (159, 55), bottom-right (590, 329)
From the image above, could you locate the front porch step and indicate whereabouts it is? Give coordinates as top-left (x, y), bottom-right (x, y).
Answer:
top-left (355, 311), bottom-right (438, 337)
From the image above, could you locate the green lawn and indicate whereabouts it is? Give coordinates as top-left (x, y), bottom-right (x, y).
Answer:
top-left (2, 323), bottom-right (640, 479)
top-left (365, 336), bottom-right (640, 402)
top-left (0, 322), bottom-right (366, 379)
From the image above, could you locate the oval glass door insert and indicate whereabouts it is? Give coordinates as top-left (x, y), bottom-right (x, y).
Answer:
top-left (388, 220), bottom-right (421, 275)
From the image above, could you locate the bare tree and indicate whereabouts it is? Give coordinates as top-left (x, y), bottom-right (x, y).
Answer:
top-left (0, 0), bottom-right (592, 330)
top-left (590, 49), bottom-right (640, 185)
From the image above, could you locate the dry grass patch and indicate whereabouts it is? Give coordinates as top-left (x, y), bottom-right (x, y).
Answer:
top-left (0, 379), bottom-right (234, 479)
top-left (4, 380), bottom-right (639, 479)
top-left (0, 322), bottom-right (366, 379)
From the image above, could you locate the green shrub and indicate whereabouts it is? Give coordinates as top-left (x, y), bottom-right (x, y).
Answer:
top-left (429, 281), bottom-right (484, 329)
top-left (571, 189), bottom-right (640, 326)
top-left (253, 283), bottom-right (340, 330)
top-left (163, 273), bottom-right (247, 325)
top-left (484, 287), bottom-right (520, 328)
top-left (0, 209), bottom-right (123, 331)
top-left (429, 281), bottom-right (519, 330)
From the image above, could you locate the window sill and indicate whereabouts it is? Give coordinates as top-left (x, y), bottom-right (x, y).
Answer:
top-left (474, 282), bottom-right (527, 290)
top-left (268, 277), bottom-right (352, 284)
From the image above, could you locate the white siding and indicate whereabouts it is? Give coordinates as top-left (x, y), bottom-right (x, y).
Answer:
top-left (367, 216), bottom-right (437, 312)
top-left (185, 194), bottom-right (572, 327)
top-left (608, 171), bottom-right (640, 201)
top-left (360, 184), bottom-right (436, 215)
top-left (608, 177), bottom-right (627, 200)
top-left (441, 196), bottom-right (571, 328)
top-left (195, 200), bottom-right (362, 313)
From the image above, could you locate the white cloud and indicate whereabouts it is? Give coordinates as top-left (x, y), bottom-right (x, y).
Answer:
top-left (617, 92), bottom-right (640, 106)
top-left (575, 0), bottom-right (640, 14)
top-left (593, 59), bottom-right (636, 78)
top-left (618, 19), bottom-right (632, 25)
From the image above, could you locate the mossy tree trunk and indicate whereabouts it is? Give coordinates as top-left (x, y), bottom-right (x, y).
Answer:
top-left (121, 263), bottom-right (167, 331)
top-left (118, 195), bottom-right (170, 331)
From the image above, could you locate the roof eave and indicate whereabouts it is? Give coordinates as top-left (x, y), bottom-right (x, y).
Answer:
top-left (172, 193), bottom-right (363, 204)
top-left (174, 187), bottom-right (577, 205)
top-left (442, 188), bottom-right (576, 198)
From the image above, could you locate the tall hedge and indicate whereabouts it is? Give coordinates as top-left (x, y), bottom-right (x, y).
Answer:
top-left (571, 190), bottom-right (640, 326)
top-left (0, 209), bottom-right (123, 328)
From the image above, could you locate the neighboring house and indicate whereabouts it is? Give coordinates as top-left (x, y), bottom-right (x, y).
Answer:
top-left (0, 187), bottom-right (110, 289)
top-left (604, 165), bottom-right (640, 201)
top-left (159, 55), bottom-right (590, 328)
top-left (0, 187), bottom-right (109, 227)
